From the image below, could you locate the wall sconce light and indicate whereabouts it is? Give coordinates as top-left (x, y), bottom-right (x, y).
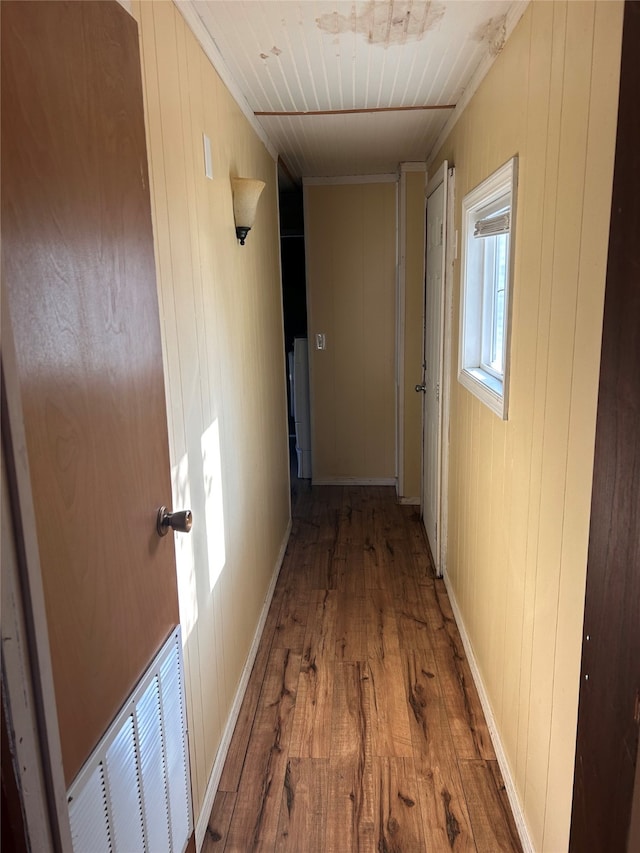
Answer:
top-left (231, 177), bottom-right (265, 245)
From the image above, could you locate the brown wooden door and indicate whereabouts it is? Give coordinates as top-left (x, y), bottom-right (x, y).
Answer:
top-left (1, 0), bottom-right (180, 787)
top-left (569, 3), bottom-right (640, 850)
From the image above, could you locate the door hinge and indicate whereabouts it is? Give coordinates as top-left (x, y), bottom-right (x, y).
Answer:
top-left (436, 382), bottom-right (440, 402)
top-left (439, 222), bottom-right (444, 245)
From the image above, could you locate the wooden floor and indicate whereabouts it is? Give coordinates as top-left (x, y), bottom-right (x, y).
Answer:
top-left (203, 485), bottom-right (522, 852)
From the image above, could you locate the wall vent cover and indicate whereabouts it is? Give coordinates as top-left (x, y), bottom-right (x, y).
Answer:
top-left (67, 626), bottom-right (192, 852)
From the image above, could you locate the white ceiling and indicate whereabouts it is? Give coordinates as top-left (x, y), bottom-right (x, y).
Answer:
top-left (177, 1), bottom-right (528, 187)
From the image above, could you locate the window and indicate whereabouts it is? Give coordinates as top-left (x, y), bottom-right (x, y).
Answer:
top-left (459, 157), bottom-right (518, 419)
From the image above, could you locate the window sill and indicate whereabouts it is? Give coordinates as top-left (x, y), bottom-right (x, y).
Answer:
top-left (458, 366), bottom-right (507, 419)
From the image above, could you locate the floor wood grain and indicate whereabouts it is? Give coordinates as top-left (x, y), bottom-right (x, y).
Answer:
top-left (275, 758), bottom-right (329, 851)
top-left (208, 485), bottom-right (522, 851)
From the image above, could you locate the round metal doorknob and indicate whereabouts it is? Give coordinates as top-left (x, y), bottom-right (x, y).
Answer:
top-left (156, 506), bottom-right (193, 537)
top-left (415, 383), bottom-right (427, 393)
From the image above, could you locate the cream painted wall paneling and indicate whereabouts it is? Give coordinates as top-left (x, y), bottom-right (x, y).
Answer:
top-left (133, 0), bottom-right (290, 827)
top-left (427, 1), bottom-right (624, 850)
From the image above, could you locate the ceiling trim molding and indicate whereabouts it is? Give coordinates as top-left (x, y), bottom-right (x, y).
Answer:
top-left (426, 0), bottom-right (530, 167)
top-left (303, 174), bottom-right (398, 186)
top-left (400, 162), bottom-right (427, 173)
top-left (256, 105), bottom-right (455, 117)
top-left (174, 0), bottom-right (279, 162)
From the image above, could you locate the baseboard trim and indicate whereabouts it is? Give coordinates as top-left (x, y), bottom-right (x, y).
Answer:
top-left (312, 477), bottom-right (396, 486)
top-left (397, 496), bottom-right (420, 505)
top-left (443, 573), bottom-right (535, 853)
top-left (194, 518), bottom-right (292, 850)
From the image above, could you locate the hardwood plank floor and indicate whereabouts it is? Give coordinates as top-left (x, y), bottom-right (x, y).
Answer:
top-left (205, 485), bottom-right (522, 852)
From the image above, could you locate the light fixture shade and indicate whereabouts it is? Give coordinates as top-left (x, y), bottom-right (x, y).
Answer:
top-left (231, 177), bottom-right (265, 244)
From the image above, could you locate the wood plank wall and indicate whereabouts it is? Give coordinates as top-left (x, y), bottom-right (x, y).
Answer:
top-left (130, 0), bottom-right (291, 824)
top-left (428, 2), bottom-right (624, 849)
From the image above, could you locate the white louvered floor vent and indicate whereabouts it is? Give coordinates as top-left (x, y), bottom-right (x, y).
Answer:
top-left (67, 626), bottom-right (192, 853)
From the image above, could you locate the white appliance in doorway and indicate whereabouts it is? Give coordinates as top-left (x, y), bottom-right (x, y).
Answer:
top-left (293, 337), bottom-right (312, 478)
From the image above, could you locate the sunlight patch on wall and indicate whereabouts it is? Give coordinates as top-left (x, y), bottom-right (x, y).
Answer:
top-left (201, 419), bottom-right (226, 592)
top-left (172, 451), bottom-right (198, 641)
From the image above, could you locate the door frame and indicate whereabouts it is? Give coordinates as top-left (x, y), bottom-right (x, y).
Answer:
top-left (421, 163), bottom-right (455, 577)
top-left (396, 162), bottom-right (427, 504)
top-left (1, 311), bottom-right (73, 851)
top-left (569, 2), bottom-right (640, 846)
top-left (439, 165), bottom-right (455, 579)
top-left (631, 736), bottom-right (640, 852)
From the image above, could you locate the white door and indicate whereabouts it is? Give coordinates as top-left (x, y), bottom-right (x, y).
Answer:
top-left (420, 163), bottom-right (449, 572)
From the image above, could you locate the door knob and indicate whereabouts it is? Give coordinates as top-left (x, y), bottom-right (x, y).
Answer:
top-left (415, 383), bottom-right (427, 393)
top-left (156, 506), bottom-right (193, 537)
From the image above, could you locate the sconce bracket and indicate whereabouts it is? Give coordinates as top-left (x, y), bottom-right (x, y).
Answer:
top-left (236, 226), bottom-right (251, 246)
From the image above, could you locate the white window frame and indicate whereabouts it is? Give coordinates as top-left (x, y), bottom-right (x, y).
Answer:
top-left (458, 157), bottom-right (518, 419)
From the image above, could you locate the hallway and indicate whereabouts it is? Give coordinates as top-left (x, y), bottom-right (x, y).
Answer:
top-left (203, 486), bottom-right (522, 852)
